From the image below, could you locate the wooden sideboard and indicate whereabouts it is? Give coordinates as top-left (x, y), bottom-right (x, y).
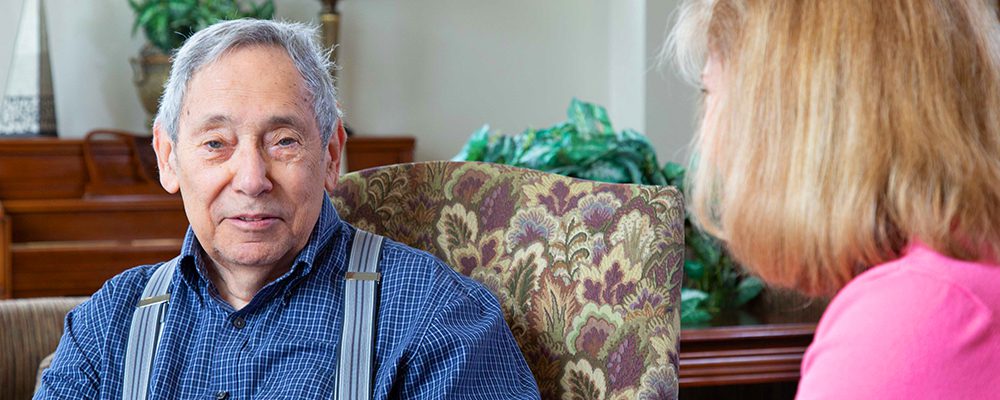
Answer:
top-left (1, 197), bottom-right (186, 298)
top-left (0, 136), bottom-right (187, 298)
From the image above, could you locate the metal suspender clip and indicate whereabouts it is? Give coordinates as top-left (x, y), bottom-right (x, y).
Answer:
top-left (345, 272), bottom-right (381, 282)
top-left (137, 294), bottom-right (170, 307)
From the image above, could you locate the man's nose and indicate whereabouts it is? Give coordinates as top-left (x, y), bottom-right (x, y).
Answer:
top-left (231, 146), bottom-right (273, 197)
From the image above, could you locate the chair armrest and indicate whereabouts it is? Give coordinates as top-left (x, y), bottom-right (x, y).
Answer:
top-left (0, 297), bottom-right (88, 400)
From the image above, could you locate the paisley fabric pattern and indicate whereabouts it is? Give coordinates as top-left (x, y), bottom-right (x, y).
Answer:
top-left (330, 161), bottom-right (683, 399)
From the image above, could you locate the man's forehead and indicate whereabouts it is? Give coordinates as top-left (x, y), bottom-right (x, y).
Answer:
top-left (186, 114), bottom-right (311, 130)
top-left (190, 45), bottom-right (302, 87)
top-left (177, 45), bottom-right (316, 133)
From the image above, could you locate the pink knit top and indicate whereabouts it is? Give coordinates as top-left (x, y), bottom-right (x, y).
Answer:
top-left (797, 243), bottom-right (1000, 399)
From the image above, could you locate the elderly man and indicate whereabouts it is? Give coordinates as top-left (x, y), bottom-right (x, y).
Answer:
top-left (36, 19), bottom-right (539, 399)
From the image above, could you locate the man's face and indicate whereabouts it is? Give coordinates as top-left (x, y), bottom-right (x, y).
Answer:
top-left (153, 45), bottom-right (346, 273)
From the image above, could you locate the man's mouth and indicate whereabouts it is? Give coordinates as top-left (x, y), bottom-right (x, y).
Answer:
top-left (226, 214), bottom-right (280, 228)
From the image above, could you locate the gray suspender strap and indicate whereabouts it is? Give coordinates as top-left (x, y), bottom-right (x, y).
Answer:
top-left (123, 257), bottom-right (178, 400)
top-left (337, 229), bottom-right (384, 400)
top-left (120, 233), bottom-right (383, 399)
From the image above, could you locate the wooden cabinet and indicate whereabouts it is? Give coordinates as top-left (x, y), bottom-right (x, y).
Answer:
top-left (0, 137), bottom-right (185, 298)
top-left (345, 136), bottom-right (416, 172)
top-left (1, 197), bottom-right (187, 298)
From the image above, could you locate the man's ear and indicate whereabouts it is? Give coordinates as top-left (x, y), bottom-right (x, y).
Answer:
top-left (152, 122), bottom-right (180, 194)
top-left (324, 118), bottom-right (348, 192)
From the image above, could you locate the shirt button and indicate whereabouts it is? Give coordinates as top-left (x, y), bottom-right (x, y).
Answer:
top-left (232, 317), bottom-right (246, 329)
top-left (215, 391), bottom-right (229, 400)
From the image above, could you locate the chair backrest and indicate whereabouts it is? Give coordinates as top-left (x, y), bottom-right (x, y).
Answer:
top-left (330, 161), bottom-right (683, 399)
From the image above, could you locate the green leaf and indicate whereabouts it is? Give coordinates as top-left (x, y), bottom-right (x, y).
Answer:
top-left (663, 161), bottom-right (685, 182)
top-left (167, 2), bottom-right (195, 16)
top-left (734, 276), bottom-right (765, 306)
top-left (681, 288), bottom-right (713, 324)
top-left (194, 7), bottom-right (219, 27)
top-left (452, 125), bottom-right (490, 161)
top-left (681, 308), bottom-right (713, 325)
top-left (681, 288), bottom-right (708, 305)
top-left (129, 0), bottom-right (277, 51)
top-left (135, 5), bottom-right (161, 35)
top-left (688, 231), bottom-right (722, 266)
top-left (684, 259), bottom-right (705, 280)
top-left (150, 12), bottom-right (170, 52)
top-left (255, 1), bottom-right (275, 19)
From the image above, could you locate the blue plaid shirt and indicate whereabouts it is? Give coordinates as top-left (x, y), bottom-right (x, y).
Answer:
top-left (36, 199), bottom-right (540, 399)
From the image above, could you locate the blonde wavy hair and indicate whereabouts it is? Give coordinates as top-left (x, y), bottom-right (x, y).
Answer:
top-left (668, 0), bottom-right (1000, 296)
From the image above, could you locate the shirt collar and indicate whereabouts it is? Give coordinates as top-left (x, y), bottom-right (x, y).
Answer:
top-left (175, 196), bottom-right (344, 304)
top-left (288, 196), bottom-right (343, 281)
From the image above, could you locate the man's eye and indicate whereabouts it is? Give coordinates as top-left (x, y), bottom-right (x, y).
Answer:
top-left (277, 137), bottom-right (298, 146)
top-left (205, 140), bottom-right (223, 149)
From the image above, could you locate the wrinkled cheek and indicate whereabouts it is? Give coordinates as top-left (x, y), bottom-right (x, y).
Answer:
top-left (176, 178), bottom-right (228, 240)
top-left (182, 201), bottom-right (215, 243)
top-left (179, 171), bottom-right (229, 207)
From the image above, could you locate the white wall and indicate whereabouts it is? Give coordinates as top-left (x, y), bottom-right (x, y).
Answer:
top-left (335, 0), bottom-right (612, 162)
top-left (646, 0), bottom-right (697, 164)
top-left (607, 1), bottom-right (646, 135)
top-left (0, 0), bottom-right (697, 163)
top-left (45, 0), bottom-right (149, 136)
top-left (604, 0), bottom-right (696, 164)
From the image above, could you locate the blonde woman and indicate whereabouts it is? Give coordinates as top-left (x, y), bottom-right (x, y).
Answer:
top-left (669, 0), bottom-right (1000, 398)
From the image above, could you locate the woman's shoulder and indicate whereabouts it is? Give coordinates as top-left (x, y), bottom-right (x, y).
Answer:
top-left (797, 244), bottom-right (1000, 399)
top-left (833, 243), bottom-right (1000, 319)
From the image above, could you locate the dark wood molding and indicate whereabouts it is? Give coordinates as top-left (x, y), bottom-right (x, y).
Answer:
top-left (680, 323), bottom-right (816, 387)
top-left (3, 197), bottom-right (185, 243)
top-left (0, 212), bottom-right (11, 298)
top-left (11, 240), bottom-right (183, 298)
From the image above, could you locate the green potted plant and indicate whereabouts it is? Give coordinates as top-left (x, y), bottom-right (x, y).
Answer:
top-left (128, 0), bottom-right (275, 119)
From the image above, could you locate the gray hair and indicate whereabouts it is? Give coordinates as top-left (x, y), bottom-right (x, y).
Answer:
top-left (155, 19), bottom-right (340, 144)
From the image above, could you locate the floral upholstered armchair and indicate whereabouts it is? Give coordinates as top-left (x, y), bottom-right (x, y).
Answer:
top-left (329, 161), bottom-right (684, 399)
